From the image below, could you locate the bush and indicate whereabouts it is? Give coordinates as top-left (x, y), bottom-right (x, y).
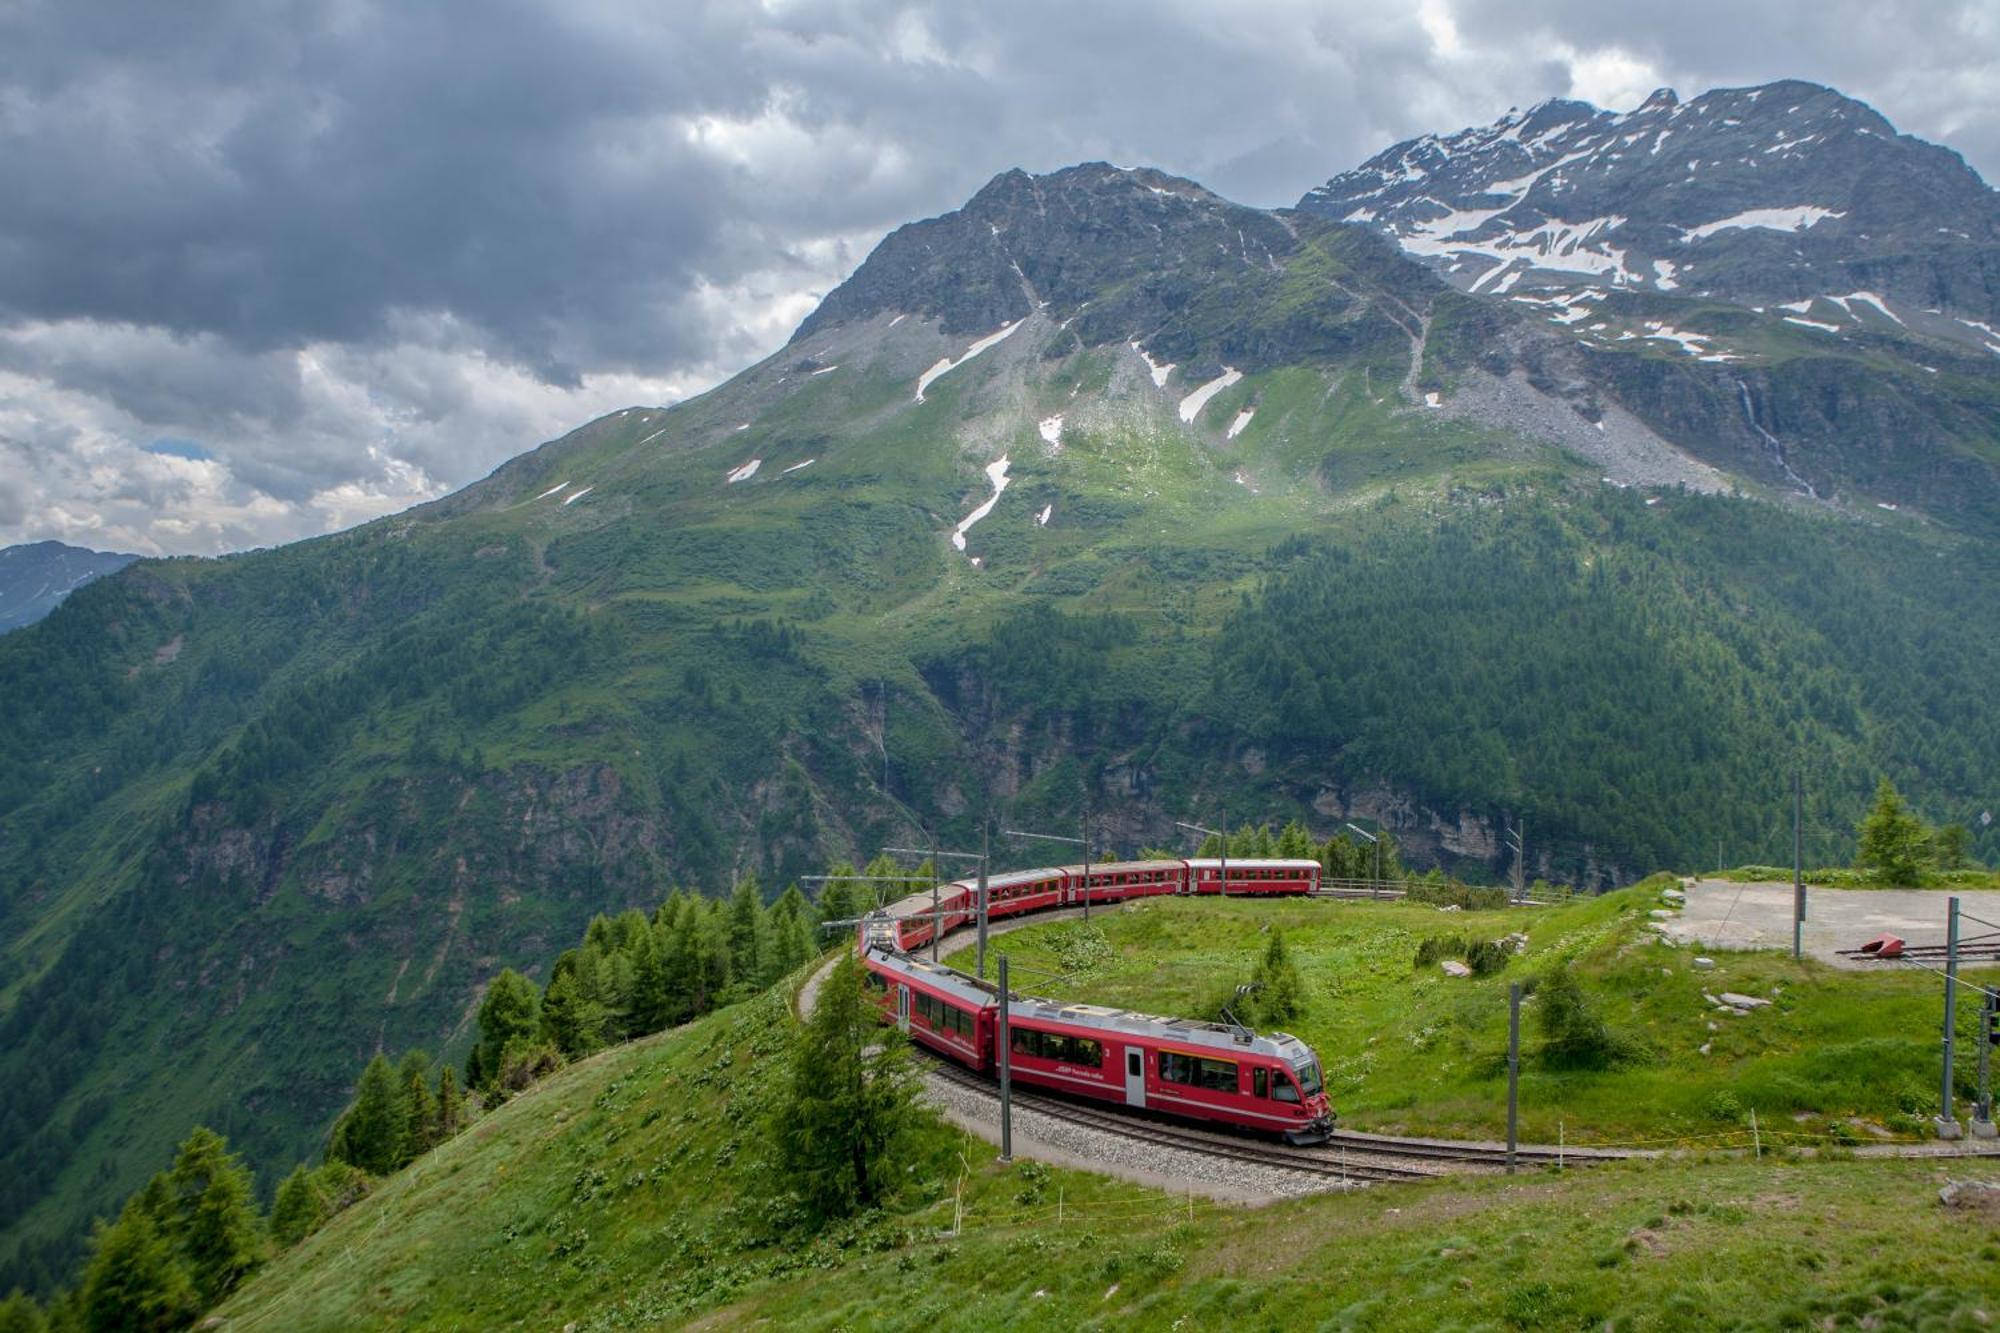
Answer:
top-left (1406, 880), bottom-right (1510, 910)
top-left (1534, 963), bottom-right (1629, 1070)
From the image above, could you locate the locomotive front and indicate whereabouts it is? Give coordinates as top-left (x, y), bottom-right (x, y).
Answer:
top-left (1285, 1050), bottom-right (1335, 1144)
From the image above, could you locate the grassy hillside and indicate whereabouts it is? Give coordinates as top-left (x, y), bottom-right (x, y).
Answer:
top-left (217, 974), bottom-right (2000, 1330)
top-left (947, 890), bottom-right (1997, 1147)
top-left (5, 173), bottom-right (2000, 1293)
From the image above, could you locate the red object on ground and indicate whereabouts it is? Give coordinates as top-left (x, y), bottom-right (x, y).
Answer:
top-left (1858, 934), bottom-right (1905, 958)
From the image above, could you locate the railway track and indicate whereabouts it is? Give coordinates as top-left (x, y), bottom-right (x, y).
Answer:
top-left (920, 1054), bottom-right (1505, 1184)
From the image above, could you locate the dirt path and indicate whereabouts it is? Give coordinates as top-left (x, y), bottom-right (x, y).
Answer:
top-left (1663, 880), bottom-right (2000, 966)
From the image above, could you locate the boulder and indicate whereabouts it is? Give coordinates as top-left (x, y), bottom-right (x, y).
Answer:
top-left (1692, 957), bottom-right (1716, 971)
top-left (1719, 992), bottom-right (1771, 1009)
top-left (1440, 960), bottom-right (1472, 978)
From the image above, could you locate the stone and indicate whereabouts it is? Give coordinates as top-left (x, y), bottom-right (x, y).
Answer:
top-left (1698, 1042), bottom-right (1712, 1055)
top-left (1973, 1119), bottom-right (2000, 1141)
top-left (1707, 1021), bottom-right (1720, 1031)
top-left (1692, 957), bottom-right (1716, 971)
top-left (1718, 992), bottom-right (1771, 1009)
top-left (1440, 960), bottom-right (1472, 978)
top-left (1661, 888), bottom-right (1686, 904)
top-left (1649, 909), bottom-right (1675, 920)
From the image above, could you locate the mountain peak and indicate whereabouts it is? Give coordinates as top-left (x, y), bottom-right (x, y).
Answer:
top-left (1298, 78), bottom-right (2000, 322)
top-left (792, 162), bottom-right (1290, 346)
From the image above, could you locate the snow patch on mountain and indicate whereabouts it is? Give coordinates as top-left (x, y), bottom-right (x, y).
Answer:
top-left (536, 481), bottom-right (570, 500)
top-left (1683, 205), bottom-right (1844, 241)
top-left (1038, 415), bottom-right (1065, 448)
top-left (952, 458), bottom-right (1012, 553)
top-left (726, 459), bottom-right (761, 483)
top-left (1130, 342), bottom-right (1176, 387)
top-left (563, 486), bottom-right (594, 505)
top-left (1226, 408), bottom-right (1256, 439)
top-left (1178, 369), bottom-right (1242, 423)
top-left (915, 320), bottom-right (1023, 402)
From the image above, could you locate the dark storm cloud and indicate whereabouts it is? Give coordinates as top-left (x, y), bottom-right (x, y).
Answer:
top-left (0, 0), bottom-right (1994, 553)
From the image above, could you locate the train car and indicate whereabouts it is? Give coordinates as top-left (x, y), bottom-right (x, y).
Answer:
top-left (1063, 859), bottom-right (1186, 907)
top-left (862, 945), bottom-right (1334, 1144)
top-left (1185, 857), bottom-right (1321, 896)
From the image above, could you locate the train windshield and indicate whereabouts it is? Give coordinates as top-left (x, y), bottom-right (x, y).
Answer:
top-left (1293, 1059), bottom-right (1324, 1097)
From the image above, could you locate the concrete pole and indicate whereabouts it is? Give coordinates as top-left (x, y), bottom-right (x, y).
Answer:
top-left (976, 820), bottom-right (990, 980)
top-left (997, 953), bottom-right (1013, 1162)
top-left (1940, 896), bottom-right (1962, 1138)
top-left (1082, 802), bottom-right (1091, 923)
top-left (1506, 982), bottom-right (1521, 1174)
top-left (1977, 990), bottom-right (1996, 1137)
top-left (1792, 769), bottom-right (1805, 962)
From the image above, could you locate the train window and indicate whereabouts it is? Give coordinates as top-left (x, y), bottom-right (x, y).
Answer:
top-left (1127, 1050), bottom-right (1142, 1078)
top-left (1272, 1074), bottom-right (1301, 1103)
top-left (1253, 1068), bottom-right (1268, 1098)
top-left (1160, 1052), bottom-right (1238, 1093)
top-left (864, 972), bottom-right (887, 993)
top-left (1010, 1028), bottom-right (1102, 1067)
top-left (1295, 1060), bottom-right (1324, 1096)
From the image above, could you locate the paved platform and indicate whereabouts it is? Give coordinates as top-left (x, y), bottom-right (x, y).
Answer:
top-left (1660, 880), bottom-right (2000, 967)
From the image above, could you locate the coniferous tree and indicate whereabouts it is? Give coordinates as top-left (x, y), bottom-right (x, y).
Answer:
top-left (726, 876), bottom-right (766, 989)
top-left (1248, 930), bottom-right (1306, 1028)
top-left (80, 1200), bottom-right (198, 1333)
top-left (539, 969), bottom-right (606, 1059)
top-left (333, 1055), bottom-right (407, 1175)
top-left (1856, 778), bottom-right (1932, 885)
top-left (0, 1290), bottom-right (44, 1333)
top-left (268, 1166), bottom-right (326, 1248)
top-left (163, 1126), bottom-right (262, 1306)
top-left (398, 1065), bottom-right (440, 1164)
top-left (473, 970), bottom-right (541, 1088)
top-left (1276, 820), bottom-right (1314, 859)
top-left (434, 1066), bottom-right (463, 1141)
top-left (768, 953), bottom-right (918, 1223)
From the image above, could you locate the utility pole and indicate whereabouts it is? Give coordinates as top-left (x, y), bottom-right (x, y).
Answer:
top-left (1506, 982), bottom-right (1522, 1174)
top-left (997, 953), bottom-right (1013, 1162)
top-left (1976, 991), bottom-right (1997, 1139)
top-left (1347, 823), bottom-right (1380, 899)
top-left (1940, 896), bottom-right (1963, 1139)
top-left (1178, 819), bottom-right (1226, 896)
top-left (1792, 769), bottom-right (1805, 962)
top-left (1504, 820), bottom-right (1526, 902)
top-left (977, 820), bottom-right (991, 979)
top-left (1082, 799), bottom-right (1093, 923)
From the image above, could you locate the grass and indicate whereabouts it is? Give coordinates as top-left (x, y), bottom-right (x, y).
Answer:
top-left (944, 887), bottom-right (1999, 1146)
top-left (219, 967), bottom-right (2000, 1331)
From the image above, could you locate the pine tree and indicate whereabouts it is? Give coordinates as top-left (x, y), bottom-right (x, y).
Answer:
top-left (398, 1065), bottom-right (440, 1164)
top-left (1248, 930), bottom-right (1306, 1027)
top-left (164, 1126), bottom-right (263, 1306)
top-left (434, 1065), bottom-right (463, 1141)
top-left (726, 875), bottom-right (766, 987)
top-left (80, 1200), bottom-right (199, 1333)
top-left (768, 953), bottom-right (918, 1223)
top-left (0, 1290), bottom-right (45, 1333)
top-left (473, 969), bottom-right (541, 1088)
top-left (268, 1165), bottom-right (326, 1247)
top-left (333, 1055), bottom-right (407, 1175)
top-left (539, 969), bottom-right (605, 1059)
top-left (1856, 778), bottom-right (1932, 886)
top-left (1276, 820), bottom-right (1314, 859)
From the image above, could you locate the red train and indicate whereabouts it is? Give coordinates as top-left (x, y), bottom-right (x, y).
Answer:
top-left (856, 856), bottom-right (1334, 1144)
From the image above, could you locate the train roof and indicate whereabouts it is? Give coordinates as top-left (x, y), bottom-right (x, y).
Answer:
top-left (866, 946), bottom-right (1317, 1066)
top-left (1184, 858), bottom-right (1322, 870)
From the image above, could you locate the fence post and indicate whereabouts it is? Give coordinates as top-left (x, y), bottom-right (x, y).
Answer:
top-left (1939, 897), bottom-right (1962, 1139)
top-left (1506, 982), bottom-right (1521, 1175)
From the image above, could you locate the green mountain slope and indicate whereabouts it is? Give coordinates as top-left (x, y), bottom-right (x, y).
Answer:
top-left (3, 158), bottom-right (1999, 1292)
top-left (212, 970), bottom-right (1999, 1331)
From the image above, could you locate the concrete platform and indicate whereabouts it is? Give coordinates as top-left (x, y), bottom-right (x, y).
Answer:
top-left (1658, 881), bottom-right (2000, 967)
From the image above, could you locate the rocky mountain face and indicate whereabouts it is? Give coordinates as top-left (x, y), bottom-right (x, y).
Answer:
top-left (1300, 80), bottom-right (2000, 338)
top-left (3, 81), bottom-right (2000, 1295)
top-left (0, 541), bottom-right (139, 632)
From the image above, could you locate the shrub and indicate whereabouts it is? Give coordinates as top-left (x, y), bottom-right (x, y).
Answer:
top-left (1533, 963), bottom-right (1629, 1070)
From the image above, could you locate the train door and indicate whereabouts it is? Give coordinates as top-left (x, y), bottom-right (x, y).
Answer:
top-left (895, 985), bottom-right (911, 1034)
top-left (1124, 1047), bottom-right (1146, 1108)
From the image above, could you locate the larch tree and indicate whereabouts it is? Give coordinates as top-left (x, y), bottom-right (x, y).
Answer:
top-left (768, 953), bottom-right (918, 1223)
top-left (163, 1126), bottom-right (263, 1306)
top-left (1856, 778), bottom-right (1932, 886)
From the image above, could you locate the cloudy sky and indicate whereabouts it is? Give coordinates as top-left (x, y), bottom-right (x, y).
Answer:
top-left (3, 0), bottom-right (1995, 555)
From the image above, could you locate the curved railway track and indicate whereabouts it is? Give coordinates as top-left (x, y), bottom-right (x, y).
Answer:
top-left (920, 1053), bottom-right (1538, 1184)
